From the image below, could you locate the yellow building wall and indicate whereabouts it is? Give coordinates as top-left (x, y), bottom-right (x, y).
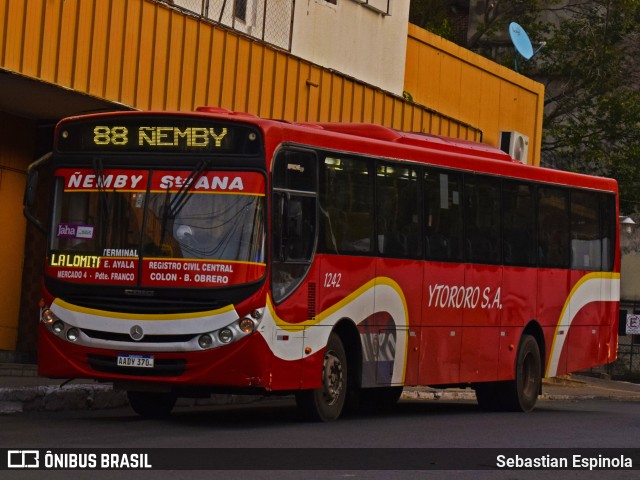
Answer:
top-left (0, 0), bottom-right (482, 141)
top-left (0, 0), bottom-right (546, 351)
top-left (405, 25), bottom-right (545, 166)
top-left (0, 113), bottom-right (33, 350)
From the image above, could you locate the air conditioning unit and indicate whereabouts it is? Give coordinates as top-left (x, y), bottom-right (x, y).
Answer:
top-left (499, 131), bottom-right (529, 164)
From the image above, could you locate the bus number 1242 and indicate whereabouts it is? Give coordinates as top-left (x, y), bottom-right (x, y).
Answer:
top-left (323, 272), bottom-right (342, 288)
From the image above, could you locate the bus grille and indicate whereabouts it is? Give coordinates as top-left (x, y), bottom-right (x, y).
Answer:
top-left (83, 328), bottom-right (196, 344)
top-left (62, 294), bottom-right (224, 314)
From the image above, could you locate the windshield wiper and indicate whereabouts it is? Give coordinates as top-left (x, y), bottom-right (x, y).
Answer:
top-left (159, 159), bottom-right (210, 248)
top-left (167, 159), bottom-right (210, 218)
top-left (92, 157), bottom-right (110, 248)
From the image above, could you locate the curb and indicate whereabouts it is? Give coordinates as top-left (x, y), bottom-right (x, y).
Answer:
top-left (2, 383), bottom-right (640, 415)
top-left (401, 388), bottom-right (640, 403)
top-left (0, 384), bottom-right (127, 414)
top-left (0, 384), bottom-right (269, 415)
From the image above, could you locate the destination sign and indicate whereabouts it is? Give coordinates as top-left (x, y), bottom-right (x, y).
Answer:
top-left (46, 252), bottom-right (266, 288)
top-left (56, 117), bottom-right (262, 155)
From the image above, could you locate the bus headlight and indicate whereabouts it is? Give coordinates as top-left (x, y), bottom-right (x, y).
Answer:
top-left (198, 334), bottom-right (213, 349)
top-left (218, 328), bottom-right (233, 344)
top-left (239, 318), bottom-right (255, 334)
top-left (66, 328), bottom-right (80, 342)
top-left (52, 321), bottom-right (65, 335)
top-left (42, 308), bottom-right (58, 325)
top-left (198, 309), bottom-right (264, 350)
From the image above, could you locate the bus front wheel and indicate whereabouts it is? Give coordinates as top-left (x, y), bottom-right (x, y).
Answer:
top-left (296, 333), bottom-right (347, 422)
top-left (127, 391), bottom-right (177, 419)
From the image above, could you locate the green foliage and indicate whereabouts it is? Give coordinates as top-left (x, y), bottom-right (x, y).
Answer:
top-left (536, 1), bottom-right (640, 212)
top-left (410, 0), bottom-right (640, 212)
top-left (409, 0), bottom-right (458, 41)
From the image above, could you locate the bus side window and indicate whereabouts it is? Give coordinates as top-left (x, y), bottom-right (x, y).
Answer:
top-left (272, 149), bottom-right (318, 303)
top-left (463, 174), bottom-right (501, 265)
top-left (424, 169), bottom-right (463, 262)
top-left (601, 193), bottom-right (616, 272)
top-left (502, 182), bottom-right (536, 267)
top-left (538, 187), bottom-right (570, 268)
top-left (376, 162), bottom-right (420, 258)
top-left (319, 156), bottom-right (373, 254)
top-left (571, 190), bottom-right (601, 271)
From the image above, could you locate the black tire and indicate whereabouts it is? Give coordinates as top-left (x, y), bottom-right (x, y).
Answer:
top-left (474, 382), bottom-right (506, 411)
top-left (359, 386), bottom-right (403, 412)
top-left (127, 391), bottom-right (177, 419)
top-left (505, 334), bottom-right (542, 412)
top-left (474, 335), bottom-right (541, 412)
top-left (296, 333), bottom-right (348, 422)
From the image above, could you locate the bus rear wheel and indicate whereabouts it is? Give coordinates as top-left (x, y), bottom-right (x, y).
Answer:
top-left (296, 333), bottom-right (347, 422)
top-left (505, 334), bottom-right (542, 412)
top-left (127, 391), bottom-right (177, 419)
top-left (359, 386), bottom-right (404, 412)
top-left (475, 334), bottom-right (541, 412)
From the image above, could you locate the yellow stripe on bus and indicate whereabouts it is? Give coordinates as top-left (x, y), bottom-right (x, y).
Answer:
top-left (53, 298), bottom-right (235, 321)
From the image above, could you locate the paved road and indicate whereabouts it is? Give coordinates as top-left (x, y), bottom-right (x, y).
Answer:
top-left (2, 396), bottom-right (639, 480)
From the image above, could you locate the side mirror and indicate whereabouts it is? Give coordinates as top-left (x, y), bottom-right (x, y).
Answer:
top-left (24, 169), bottom-right (39, 208)
top-left (22, 152), bottom-right (52, 234)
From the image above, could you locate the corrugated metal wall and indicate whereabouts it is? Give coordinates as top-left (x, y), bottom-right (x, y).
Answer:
top-left (0, 0), bottom-right (482, 141)
top-left (0, 0), bottom-right (548, 352)
top-left (405, 25), bottom-right (544, 165)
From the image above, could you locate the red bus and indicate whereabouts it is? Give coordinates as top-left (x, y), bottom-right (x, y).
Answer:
top-left (24, 108), bottom-right (620, 421)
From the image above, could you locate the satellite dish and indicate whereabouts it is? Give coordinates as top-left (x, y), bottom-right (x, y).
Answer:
top-left (509, 22), bottom-right (544, 71)
top-left (509, 22), bottom-right (534, 60)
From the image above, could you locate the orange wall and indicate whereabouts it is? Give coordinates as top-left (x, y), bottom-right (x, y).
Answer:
top-left (0, 0), bottom-right (482, 141)
top-left (405, 25), bottom-right (544, 165)
top-left (0, 0), bottom-right (546, 350)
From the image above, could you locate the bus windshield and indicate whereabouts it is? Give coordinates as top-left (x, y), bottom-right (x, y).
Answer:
top-left (48, 167), bottom-right (266, 288)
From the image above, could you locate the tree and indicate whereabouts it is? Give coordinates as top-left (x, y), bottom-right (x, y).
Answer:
top-left (536, 1), bottom-right (640, 212)
top-left (410, 0), bottom-right (640, 213)
top-left (409, 0), bottom-right (462, 41)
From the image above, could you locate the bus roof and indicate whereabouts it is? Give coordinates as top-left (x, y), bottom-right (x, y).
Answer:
top-left (298, 122), bottom-right (513, 163)
top-left (55, 108), bottom-right (617, 193)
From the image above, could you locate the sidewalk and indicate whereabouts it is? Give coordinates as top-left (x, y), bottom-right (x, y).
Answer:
top-left (1, 363), bottom-right (640, 414)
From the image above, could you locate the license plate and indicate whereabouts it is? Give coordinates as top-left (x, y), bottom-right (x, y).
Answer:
top-left (116, 354), bottom-right (154, 368)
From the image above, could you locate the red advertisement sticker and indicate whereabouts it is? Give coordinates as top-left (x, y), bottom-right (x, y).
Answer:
top-left (56, 168), bottom-right (149, 192)
top-left (141, 259), bottom-right (266, 288)
top-left (150, 171), bottom-right (264, 195)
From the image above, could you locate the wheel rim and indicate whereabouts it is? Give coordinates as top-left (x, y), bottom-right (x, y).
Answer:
top-left (322, 349), bottom-right (344, 406)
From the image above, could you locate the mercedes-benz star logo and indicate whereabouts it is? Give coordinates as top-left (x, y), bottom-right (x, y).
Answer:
top-left (130, 325), bottom-right (144, 341)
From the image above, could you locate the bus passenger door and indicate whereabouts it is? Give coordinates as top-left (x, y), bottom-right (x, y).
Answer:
top-left (271, 148), bottom-right (319, 390)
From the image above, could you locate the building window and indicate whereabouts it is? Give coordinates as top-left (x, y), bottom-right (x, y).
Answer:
top-left (350, 0), bottom-right (390, 15)
top-left (234, 0), bottom-right (248, 21)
